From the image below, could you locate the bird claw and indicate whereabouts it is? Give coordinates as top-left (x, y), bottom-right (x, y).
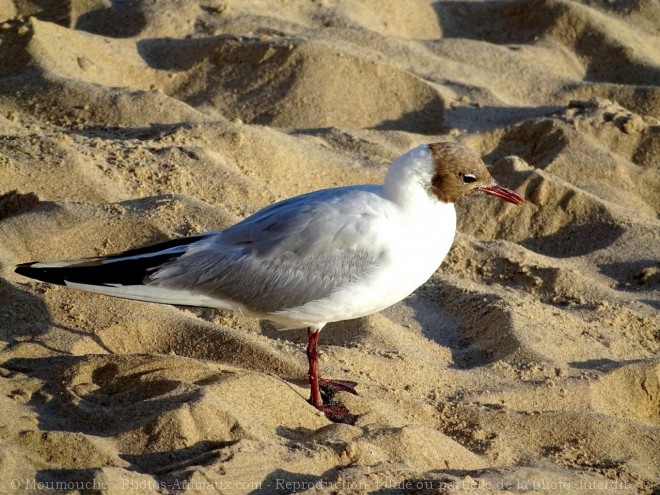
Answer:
top-left (319, 378), bottom-right (359, 397)
top-left (312, 401), bottom-right (358, 425)
top-left (313, 378), bottom-right (358, 424)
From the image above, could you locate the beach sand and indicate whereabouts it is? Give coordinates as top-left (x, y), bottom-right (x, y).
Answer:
top-left (0, 1), bottom-right (658, 493)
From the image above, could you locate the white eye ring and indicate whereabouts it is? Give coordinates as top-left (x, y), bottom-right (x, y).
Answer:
top-left (461, 173), bottom-right (477, 184)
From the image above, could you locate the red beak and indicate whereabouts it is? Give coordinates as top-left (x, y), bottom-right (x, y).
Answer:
top-left (479, 184), bottom-right (524, 205)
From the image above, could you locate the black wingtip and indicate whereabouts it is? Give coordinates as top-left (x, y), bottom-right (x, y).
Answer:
top-left (15, 262), bottom-right (68, 285)
top-left (13, 235), bottom-right (204, 288)
top-left (15, 262), bottom-right (36, 276)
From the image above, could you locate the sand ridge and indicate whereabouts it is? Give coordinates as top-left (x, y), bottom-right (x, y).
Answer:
top-left (0, 0), bottom-right (658, 493)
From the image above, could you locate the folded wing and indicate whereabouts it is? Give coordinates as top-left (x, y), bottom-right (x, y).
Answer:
top-left (16, 187), bottom-right (391, 312)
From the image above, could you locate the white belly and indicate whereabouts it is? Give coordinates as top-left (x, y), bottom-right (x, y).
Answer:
top-left (273, 201), bottom-right (456, 328)
top-left (344, 202), bottom-right (456, 317)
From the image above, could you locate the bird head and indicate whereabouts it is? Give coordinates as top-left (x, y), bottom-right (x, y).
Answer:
top-left (428, 142), bottom-right (524, 205)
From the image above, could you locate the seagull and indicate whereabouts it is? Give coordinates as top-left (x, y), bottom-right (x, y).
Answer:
top-left (15, 142), bottom-right (523, 423)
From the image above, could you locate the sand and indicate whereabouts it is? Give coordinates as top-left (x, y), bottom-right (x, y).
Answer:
top-left (0, 1), bottom-right (658, 493)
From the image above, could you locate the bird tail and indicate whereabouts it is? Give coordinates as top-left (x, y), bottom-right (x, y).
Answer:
top-left (14, 234), bottom-right (221, 307)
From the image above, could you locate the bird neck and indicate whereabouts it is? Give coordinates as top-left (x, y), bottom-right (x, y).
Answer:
top-left (383, 145), bottom-right (441, 210)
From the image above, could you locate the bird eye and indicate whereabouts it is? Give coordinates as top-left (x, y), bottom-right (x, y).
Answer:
top-left (461, 173), bottom-right (477, 184)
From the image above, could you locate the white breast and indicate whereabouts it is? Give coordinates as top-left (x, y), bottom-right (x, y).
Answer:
top-left (338, 199), bottom-right (456, 319)
top-left (275, 198), bottom-right (456, 328)
top-left (381, 200), bottom-right (456, 302)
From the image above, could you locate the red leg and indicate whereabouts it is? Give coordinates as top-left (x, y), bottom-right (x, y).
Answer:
top-left (305, 327), bottom-right (358, 424)
top-left (306, 328), bottom-right (323, 407)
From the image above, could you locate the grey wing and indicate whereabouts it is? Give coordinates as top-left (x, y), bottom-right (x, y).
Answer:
top-left (148, 187), bottom-right (389, 313)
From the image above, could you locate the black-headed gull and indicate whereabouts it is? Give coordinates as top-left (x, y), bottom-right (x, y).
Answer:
top-left (16, 142), bottom-right (523, 423)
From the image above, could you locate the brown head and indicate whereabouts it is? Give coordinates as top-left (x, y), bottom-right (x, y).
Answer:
top-left (428, 142), bottom-right (524, 205)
